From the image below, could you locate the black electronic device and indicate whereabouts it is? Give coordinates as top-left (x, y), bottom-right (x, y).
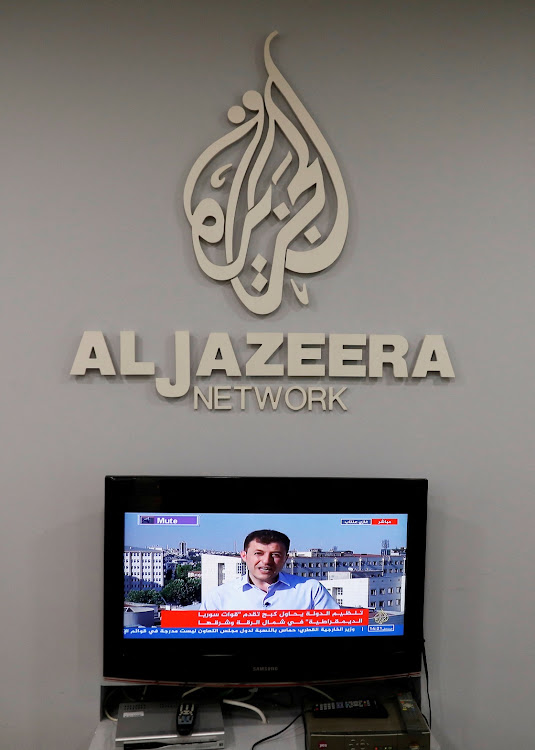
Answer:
top-left (103, 476), bottom-right (428, 686)
top-left (305, 692), bottom-right (430, 750)
top-left (311, 697), bottom-right (388, 719)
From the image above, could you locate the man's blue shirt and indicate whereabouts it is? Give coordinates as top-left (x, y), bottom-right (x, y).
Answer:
top-left (200, 571), bottom-right (340, 610)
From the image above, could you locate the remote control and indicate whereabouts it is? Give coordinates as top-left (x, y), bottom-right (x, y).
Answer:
top-left (396, 692), bottom-right (427, 732)
top-left (176, 703), bottom-right (197, 735)
top-left (312, 697), bottom-right (387, 719)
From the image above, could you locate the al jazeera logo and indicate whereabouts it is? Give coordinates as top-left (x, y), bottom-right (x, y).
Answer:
top-left (71, 33), bottom-right (455, 412)
top-left (184, 31), bottom-right (348, 316)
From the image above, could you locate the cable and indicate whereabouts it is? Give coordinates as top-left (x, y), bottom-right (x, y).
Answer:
top-left (181, 686), bottom-right (203, 699)
top-left (103, 706), bottom-right (118, 722)
top-left (235, 687), bottom-right (259, 702)
top-left (421, 641), bottom-right (432, 729)
top-left (223, 699), bottom-right (267, 723)
top-left (102, 687), bottom-right (119, 722)
top-left (302, 684), bottom-right (335, 701)
top-left (250, 710), bottom-right (306, 750)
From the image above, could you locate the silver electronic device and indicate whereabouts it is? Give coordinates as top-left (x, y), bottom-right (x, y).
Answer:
top-left (115, 701), bottom-right (225, 749)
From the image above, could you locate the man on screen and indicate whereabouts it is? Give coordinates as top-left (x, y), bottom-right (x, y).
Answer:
top-left (200, 529), bottom-right (340, 610)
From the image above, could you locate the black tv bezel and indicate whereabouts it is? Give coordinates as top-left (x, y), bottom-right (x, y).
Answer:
top-left (103, 475), bottom-right (428, 686)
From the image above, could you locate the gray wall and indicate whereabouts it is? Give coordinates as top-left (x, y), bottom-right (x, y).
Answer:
top-left (1, 2), bottom-right (533, 749)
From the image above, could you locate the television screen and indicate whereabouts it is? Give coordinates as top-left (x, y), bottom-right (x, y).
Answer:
top-left (104, 476), bottom-right (428, 685)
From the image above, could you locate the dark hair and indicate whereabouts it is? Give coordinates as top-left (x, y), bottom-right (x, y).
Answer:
top-left (243, 529), bottom-right (290, 553)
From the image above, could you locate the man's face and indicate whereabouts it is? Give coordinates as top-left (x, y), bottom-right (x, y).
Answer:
top-left (240, 539), bottom-right (288, 589)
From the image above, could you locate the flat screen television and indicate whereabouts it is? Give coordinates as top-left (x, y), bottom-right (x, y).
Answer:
top-left (103, 476), bottom-right (428, 686)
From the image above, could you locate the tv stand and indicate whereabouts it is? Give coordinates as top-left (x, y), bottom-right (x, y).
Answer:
top-left (93, 678), bottom-right (439, 750)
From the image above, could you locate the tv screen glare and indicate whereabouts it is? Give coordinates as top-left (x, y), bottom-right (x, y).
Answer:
top-left (103, 476), bottom-right (428, 686)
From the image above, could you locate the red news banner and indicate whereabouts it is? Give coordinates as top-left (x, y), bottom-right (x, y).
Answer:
top-left (161, 609), bottom-right (369, 629)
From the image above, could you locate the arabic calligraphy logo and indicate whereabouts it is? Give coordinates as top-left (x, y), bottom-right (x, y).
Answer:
top-left (183, 31), bottom-right (349, 315)
top-left (373, 610), bottom-right (390, 625)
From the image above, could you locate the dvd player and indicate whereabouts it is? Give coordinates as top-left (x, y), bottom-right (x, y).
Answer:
top-left (115, 701), bottom-right (225, 749)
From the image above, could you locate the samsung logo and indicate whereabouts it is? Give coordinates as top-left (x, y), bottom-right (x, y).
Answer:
top-left (252, 666), bottom-right (279, 672)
